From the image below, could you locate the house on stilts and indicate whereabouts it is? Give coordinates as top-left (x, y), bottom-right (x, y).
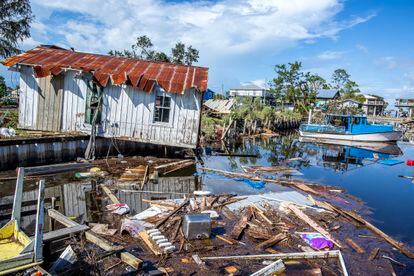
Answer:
top-left (1, 45), bottom-right (208, 150)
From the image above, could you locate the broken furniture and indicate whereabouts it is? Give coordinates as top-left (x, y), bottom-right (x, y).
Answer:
top-left (0, 168), bottom-right (45, 275)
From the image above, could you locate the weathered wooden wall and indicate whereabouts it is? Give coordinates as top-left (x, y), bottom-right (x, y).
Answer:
top-left (116, 176), bottom-right (198, 214)
top-left (18, 67), bottom-right (202, 148)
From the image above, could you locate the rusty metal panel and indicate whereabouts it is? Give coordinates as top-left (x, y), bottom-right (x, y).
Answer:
top-left (1, 46), bottom-right (209, 94)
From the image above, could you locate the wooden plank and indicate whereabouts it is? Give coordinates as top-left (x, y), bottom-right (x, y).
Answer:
top-left (85, 231), bottom-right (123, 251)
top-left (120, 252), bottom-right (143, 270)
top-left (286, 203), bottom-right (342, 248)
top-left (255, 233), bottom-right (287, 251)
top-left (43, 225), bottom-right (89, 242)
top-left (311, 197), bottom-right (414, 259)
top-left (138, 231), bottom-right (162, 255)
top-left (140, 165), bottom-right (148, 189)
top-left (345, 238), bottom-right (365, 254)
top-left (48, 209), bottom-right (78, 227)
top-left (230, 207), bottom-right (253, 239)
top-left (101, 186), bottom-right (120, 204)
top-left (34, 180), bottom-right (45, 261)
top-left (11, 168), bottom-right (25, 226)
top-left (368, 247), bottom-right (380, 261)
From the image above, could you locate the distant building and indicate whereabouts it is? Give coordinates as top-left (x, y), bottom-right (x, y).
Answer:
top-left (340, 99), bottom-right (360, 108)
top-left (395, 98), bottom-right (414, 118)
top-left (360, 94), bottom-right (386, 116)
top-left (229, 84), bottom-right (274, 104)
top-left (315, 89), bottom-right (340, 108)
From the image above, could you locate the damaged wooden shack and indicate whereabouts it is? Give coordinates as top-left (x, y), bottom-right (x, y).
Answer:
top-left (1, 45), bottom-right (209, 151)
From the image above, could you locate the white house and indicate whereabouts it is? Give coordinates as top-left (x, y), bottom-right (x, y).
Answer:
top-left (228, 84), bottom-right (274, 104)
top-left (1, 45), bottom-right (209, 149)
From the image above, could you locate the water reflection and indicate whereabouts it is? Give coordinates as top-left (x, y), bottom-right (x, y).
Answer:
top-left (0, 175), bottom-right (199, 235)
top-left (298, 137), bottom-right (403, 172)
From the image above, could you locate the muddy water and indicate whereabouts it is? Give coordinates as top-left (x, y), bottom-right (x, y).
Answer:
top-left (201, 134), bottom-right (414, 249)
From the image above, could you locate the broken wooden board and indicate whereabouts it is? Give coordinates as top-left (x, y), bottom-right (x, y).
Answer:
top-left (285, 203), bottom-right (342, 248)
top-left (229, 208), bottom-right (253, 239)
top-left (345, 238), bottom-right (365, 254)
top-left (138, 231), bottom-right (162, 255)
top-left (368, 248), bottom-right (380, 261)
top-left (255, 233), bottom-right (287, 251)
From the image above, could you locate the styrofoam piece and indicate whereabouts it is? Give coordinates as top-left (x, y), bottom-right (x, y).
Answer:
top-left (158, 242), bottom-right (172, 248)
top-left (151, 235), bottom-right (165, 241)
top-left (149, 231), bottom-right (162, 238)
top-left (163, 245), bottom-right (176, 253)
top-left (147, 229), bottom-right (160, 234)
top-left (201, 210), bottom-right (219, 218)
top-left (156, 238), bottom-right (168, 244)
top-left (194, 190), bottom-right (211, 196)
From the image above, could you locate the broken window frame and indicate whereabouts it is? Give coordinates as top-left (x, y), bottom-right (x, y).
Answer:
top-left (84, 78), bottom-right (103, 125)
top-left (153, 91), bottom-right (172, 124)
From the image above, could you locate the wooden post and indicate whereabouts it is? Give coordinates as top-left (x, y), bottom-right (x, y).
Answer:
top-left (12, 167), bottom-right (25, 228)
top-left (34, 180), bottom-right (45, 261)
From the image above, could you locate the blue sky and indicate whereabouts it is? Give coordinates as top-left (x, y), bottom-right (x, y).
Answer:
top-left (1, 0), bottom-right (414, 106)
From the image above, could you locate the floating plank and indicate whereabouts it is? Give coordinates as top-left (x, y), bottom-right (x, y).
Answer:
top-left (310, 197), bottom-right (414, 259)
top-left (368, 248), bottom-right (380, 261)
top-left (345, 238), bottom-right (365, 254)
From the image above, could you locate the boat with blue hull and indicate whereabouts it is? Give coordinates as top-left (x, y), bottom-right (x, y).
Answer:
top-left (299, 114), bottom-right (402, 142)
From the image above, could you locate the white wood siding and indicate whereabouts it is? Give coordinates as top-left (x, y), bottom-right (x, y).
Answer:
top-left (18, 69), bottom-right (202, 148)
top-left (19, 66), bottom-right (39, 129)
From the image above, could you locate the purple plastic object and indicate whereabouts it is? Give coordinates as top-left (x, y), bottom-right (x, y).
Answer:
top-left (301, 233), bottom-right (334, 250)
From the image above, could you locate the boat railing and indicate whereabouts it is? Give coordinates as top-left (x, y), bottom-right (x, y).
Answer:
top-left (300, 124), bottom-right (346, 134)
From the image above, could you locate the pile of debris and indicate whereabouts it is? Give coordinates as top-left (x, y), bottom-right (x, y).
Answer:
top-left (46, 182), bottom-right (414, 275)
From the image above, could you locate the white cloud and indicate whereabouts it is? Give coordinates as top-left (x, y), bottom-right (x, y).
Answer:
top-left (317, 50), bottom-right (344, 60)
top-left (23, 0), bottom-right (374, 87)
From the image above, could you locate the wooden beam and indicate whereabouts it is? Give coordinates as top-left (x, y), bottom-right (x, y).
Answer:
top-left (101, 186), bottom-right (120, 204)
top-left (140, 166), bottom-right (148, 189)
top-left (120, 252), bottom-right (143, 270)
top-left (48, 209), bottom-right (78, 227)
top-left (43, 225), bottom-right (89, 242)
top-left (85, 231), bottom-right (123, 251)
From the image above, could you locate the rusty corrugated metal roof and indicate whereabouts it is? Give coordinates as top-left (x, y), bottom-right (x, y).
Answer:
top-left (1, 46), bottom-right (208, 94)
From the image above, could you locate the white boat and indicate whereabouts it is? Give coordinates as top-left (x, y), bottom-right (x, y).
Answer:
top-left (299, 114), bottom-right (402, 142)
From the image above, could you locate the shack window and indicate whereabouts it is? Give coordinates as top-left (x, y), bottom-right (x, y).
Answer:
top-left (85, 80), bottom-right (102, 124)
top-left (354, 117), bottom-right (360, 125)
top-left (154, 93), bottom-right (171, 123)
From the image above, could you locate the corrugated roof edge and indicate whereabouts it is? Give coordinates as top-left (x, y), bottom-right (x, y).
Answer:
top-left (1, 45), bottom-right (209, 94)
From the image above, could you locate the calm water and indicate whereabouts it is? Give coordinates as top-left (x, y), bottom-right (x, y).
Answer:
top-left (201, 134), bottom-right (414, 247)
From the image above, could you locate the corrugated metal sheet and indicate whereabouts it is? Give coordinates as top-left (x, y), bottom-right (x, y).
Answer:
top-left (2, 46), bottom-right (208, 94)
top-left (203, 99), bottom-right (234, 114)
